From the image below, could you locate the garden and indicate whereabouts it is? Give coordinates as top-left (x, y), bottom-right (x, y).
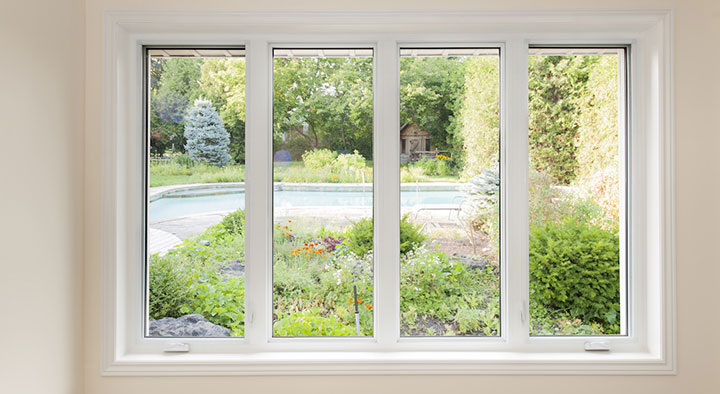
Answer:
top-left (147, 49), bottom-right (623, 338)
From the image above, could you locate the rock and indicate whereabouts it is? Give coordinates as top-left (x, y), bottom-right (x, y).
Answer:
top-left (218, 260), bottom-right (245, 277)
top-left (450, 253), bottom-right (491, 270)
top-left (149, 314), bottom-right (230, 337)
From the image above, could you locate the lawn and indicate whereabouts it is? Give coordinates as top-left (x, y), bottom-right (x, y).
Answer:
top-left (150, 159), bottom-right (461, 187)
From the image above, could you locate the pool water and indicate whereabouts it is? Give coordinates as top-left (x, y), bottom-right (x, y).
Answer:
top-left (149, 189), bottom-right (465, 222)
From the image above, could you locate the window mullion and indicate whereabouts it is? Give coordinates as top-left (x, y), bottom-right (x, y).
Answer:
top-left (374, 39), bottom-right (400, 347)
top-left (244, 39), bottom-right (272, 347)
top-left (503, 38), bottom-right (530, 348)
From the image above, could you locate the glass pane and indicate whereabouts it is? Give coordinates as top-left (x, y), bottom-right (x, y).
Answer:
top-left (528, 48), bottom-right (626, 336)
top-left (146, 50), bottom-right (247, 337)
top-left (272, 48), bottom-right (374, 337)
top-left (399, 48), bottom-right (501, 337)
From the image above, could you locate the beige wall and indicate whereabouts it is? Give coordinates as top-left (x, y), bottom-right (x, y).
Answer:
top-left (0, 1), bottom-right (85, 394)
top-left (3, 0), bottom-right (719, 393)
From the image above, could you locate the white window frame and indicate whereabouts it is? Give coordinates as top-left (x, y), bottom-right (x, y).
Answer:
top-left (101, 9), bottom-right (675, 375)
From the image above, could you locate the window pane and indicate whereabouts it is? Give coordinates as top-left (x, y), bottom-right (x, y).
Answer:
top-left (399, 48), bottom-right (500, 337)
top-left (272, 49), bottom-right (374, 337)
top-left (146, 50), bottom-right (247, 337)
top-left (528, 48), bottom-right (626, 336)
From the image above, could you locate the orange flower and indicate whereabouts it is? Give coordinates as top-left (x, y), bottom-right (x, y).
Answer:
top-left (365, 304), bottom-right (372, 310)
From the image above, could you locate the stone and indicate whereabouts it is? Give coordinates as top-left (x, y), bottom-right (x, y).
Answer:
top-left (217, 260), bottom-right (245, 277)
top-left (451, 253), bottom-right (491, 270)
top-left (149, 314), bottom-right (230, 337)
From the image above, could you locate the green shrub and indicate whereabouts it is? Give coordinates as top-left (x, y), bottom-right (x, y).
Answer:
top-left (400, 165), bottom-right (425, 182)
top-left (180, 271), bottom-right (245, 336)
top-left (417, 158), bottom-right (437, 175)
top-left (148, 255), bottom-right (192, 320)
top-left (301, 149), bottom-right (337, 169)
top-left (343, 215), bottom-right (426, 257)
top-left (529, 219), bottom-right (620, 331)
top-left (273, 309), bottom-right (356, 336)
top-left (174, 153), bottom-right (194, 168)
top-left (331, 150), bottom-right (366, 173)
top-left (218, 208), bottom-right (245, 235)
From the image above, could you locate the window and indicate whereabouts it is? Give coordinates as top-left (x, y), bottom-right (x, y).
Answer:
top-left (146, 48), bottom-right (247, 338)
top-left (271, 48), bottom-right (375, 337)
top-left (103, 9), bottom-right (675, 375)
top-left (527, 47), bottom-right (627, 336)
top-left (398, 48), bottom-right (500, 337)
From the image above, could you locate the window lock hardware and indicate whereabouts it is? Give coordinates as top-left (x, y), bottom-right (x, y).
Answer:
top-left (163, 342), bottom-right (190, 353)
top-left (584, 341), bottom-right (611, 351)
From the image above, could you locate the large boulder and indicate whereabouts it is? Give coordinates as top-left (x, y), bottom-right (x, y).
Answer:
top-left (149, 314), bottom-right (230, 337)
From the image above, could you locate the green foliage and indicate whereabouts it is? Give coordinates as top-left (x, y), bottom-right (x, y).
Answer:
top-left (404, 157), bottom-right (458, 178)
top-left (148, 255), bottom-right (193, 320)
top-left (273, 57), bottom-right (374, 159)
top-left (180, 272), bottom-right (246, 336)
top-left (400, 246), bottom-right (500, 336)
top-left (400, 57), bottom-right (466, 159)
top-left (576, 55), bottom-right (620, 181)
top-left (331, 151), bottom-right (367, 175)
top-left (273, 309), bottom-right (356, 337)
top-left (343, 215), bottom-right (426, 257)
top-left (218, 208), bottom-right (245, 235)
top-left (149, 58), bottom-right (203, 155)
top-left (458, 56), bottom-right (500, 178)
top-left (173, 153), bottom-right (193, 168)
top-left (148, 210), bottom-right (247, 334)
top-left (200, 58), bottom-right (247, 163)
top-left (149, 162), bottom-right (243, 187)
top-left (184, 98), bottom-right (232, 167)
top-left (528, 55), bottom-right (596, 185)
top-left (301, 148), bottom-right (337, 169)
top-left (529, 218), bottom-right (620, 332)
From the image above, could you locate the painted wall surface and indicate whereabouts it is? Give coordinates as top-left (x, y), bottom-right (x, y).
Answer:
top-left (4, 0), bottom-right (718, 393)
top-left (0, 1), bottom-right (85, 394)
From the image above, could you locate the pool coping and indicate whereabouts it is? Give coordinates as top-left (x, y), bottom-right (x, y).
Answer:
top-left (149, 182), bottom-right (465, 202)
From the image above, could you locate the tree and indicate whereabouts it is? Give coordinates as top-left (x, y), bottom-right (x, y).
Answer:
top-left (184, 98), bottom-right (231, 166)
top-left (458, 56), bottom-right (500, 178)
top-left (528, 55), bottom-right (595, 185)
top-left (273, 57), bottom-right (374, 159)
top-left (200, 58), bottom-right (247, 163)
top-left (400, 56), bottom-right (465, 159)
top-left (149, 58), bottom-right (203, 154)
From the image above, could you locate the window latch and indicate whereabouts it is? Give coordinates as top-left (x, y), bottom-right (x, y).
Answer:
top-left (584, 341), bottom-right (611, 351)
top-left (163, 342), bottom-right (190, 353)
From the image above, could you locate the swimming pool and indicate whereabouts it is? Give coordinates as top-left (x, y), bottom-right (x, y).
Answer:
top-left (149, 185), bottom-right (465, 222)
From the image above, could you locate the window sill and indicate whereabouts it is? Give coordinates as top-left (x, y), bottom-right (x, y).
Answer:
top-left (103, 349), bottom-right (673, 375)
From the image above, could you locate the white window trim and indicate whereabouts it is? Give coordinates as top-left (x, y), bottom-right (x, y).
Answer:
top-left (100, 9), bottom-right (675, 375)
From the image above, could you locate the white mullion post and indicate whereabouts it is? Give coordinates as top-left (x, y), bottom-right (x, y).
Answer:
top-left (375, 39), bottom-right (400, 347)
top-left (504, 38), bottom-right (530, 348)
top-left (244, 39), bottom-right (272, 347)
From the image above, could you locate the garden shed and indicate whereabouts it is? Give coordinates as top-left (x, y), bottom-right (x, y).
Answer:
top-left (400, 122), bottom-right (432, 161)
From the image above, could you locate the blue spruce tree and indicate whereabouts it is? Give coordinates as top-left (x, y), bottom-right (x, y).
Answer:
top-left (184, 98), bottom-right (231, 167)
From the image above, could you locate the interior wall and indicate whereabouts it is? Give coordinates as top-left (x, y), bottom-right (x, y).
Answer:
top-left (0, 1), bottom-right (85, 394)
top-left (81, 1), bottom-right (719, 394)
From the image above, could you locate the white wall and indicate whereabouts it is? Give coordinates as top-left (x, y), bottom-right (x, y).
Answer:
top-left (0, 1), bottom-right (85, 394)
top-left (4, 0), bottom-right (719, 393)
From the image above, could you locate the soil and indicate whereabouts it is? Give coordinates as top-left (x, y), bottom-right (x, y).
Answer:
top-left (426, 238), bottom-right (498, 265)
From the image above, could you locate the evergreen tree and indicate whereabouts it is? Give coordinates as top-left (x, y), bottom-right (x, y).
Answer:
top-left (184, 98), bottom-right (231, 166)
top-left (528, 55), bottom-right (595, 185)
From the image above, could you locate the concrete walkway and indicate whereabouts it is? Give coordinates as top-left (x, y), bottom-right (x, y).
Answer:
top-left (147, 228), bottom-right (182, 256)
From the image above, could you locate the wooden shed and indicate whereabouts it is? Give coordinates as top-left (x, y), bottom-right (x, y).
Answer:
top-left (400, 122), bottom-right (431, 159)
